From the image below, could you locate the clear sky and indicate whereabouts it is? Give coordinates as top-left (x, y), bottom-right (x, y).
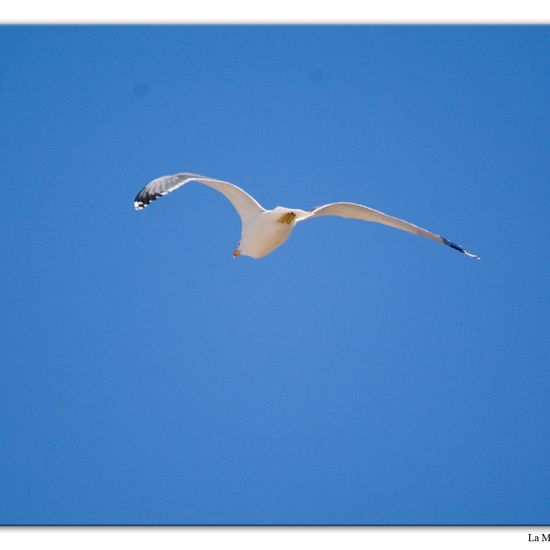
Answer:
top-left (1, 25), bottom-right (549, 525)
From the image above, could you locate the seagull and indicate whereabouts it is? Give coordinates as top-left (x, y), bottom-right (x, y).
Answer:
top-left (134, 172), bottom-right (479, 260)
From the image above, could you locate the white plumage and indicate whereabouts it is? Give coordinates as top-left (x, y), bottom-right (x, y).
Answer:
top-left (134, 172), bottom-right (479, 260)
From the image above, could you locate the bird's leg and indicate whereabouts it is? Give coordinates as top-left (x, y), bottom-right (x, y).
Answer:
top-left (277, 212), bottom-right (296, 224)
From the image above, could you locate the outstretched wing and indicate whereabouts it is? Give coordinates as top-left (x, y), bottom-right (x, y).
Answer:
top-left (297, 202), bottom-right (479, 259)
top-left (134, 172), bottom-right (265, 223)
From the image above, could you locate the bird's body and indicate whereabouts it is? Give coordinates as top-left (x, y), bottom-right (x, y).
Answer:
top-left (240, 207), bottom-right (305, 258)
top-left (134, 172), bottom-right (479, 260)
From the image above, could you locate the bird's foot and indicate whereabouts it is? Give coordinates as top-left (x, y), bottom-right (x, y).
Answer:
top-left (277, 212), bottom-right (296, 224)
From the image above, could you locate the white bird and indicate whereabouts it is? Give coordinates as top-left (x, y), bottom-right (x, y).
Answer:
top-left (134, 172), bottom-right (479, 260)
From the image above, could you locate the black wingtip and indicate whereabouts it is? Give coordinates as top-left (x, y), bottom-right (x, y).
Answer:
top-left (133, 191), bottom-right (161, 210)
top-left (441, 237), bottom-right (480, 260)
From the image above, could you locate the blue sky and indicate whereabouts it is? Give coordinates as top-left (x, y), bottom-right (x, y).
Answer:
top-left (1, 25), bottom-right (549, 525)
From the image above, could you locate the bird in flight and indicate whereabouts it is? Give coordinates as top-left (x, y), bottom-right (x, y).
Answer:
top-left (134, 172), bottom-right (479, 260)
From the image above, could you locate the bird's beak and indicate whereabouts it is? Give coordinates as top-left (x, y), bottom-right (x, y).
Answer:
top-left (232, 249), bottom-right (241, 258)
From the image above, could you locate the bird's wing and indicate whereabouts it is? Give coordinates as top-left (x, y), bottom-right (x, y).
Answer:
top-left (134, 172), bottom-right (265, 223)
top-left (296, 202), bottom-right (479, 259)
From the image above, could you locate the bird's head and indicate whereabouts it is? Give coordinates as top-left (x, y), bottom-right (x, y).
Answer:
top-left (232, 240), bottom-right (263, 259)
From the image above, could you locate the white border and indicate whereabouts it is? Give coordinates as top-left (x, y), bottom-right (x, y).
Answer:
top-left (0, 526), bottom-right (544, 550)
top-left (1, 0), bottom-right (550, 23)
